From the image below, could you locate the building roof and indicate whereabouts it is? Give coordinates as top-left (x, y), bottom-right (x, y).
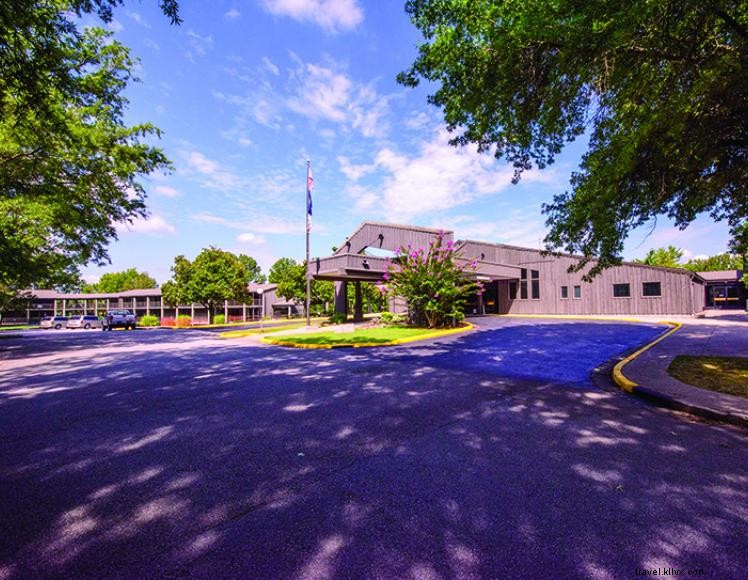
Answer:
top-left (27, 284), bottom-right (276, 300)
top-left (456, 239), bottom-right (704, 280)
top-left (696, 270), bottom-right (743, 282)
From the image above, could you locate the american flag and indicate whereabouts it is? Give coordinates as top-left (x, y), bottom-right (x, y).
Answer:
top-left (306, 163), bottom-right (313, 233)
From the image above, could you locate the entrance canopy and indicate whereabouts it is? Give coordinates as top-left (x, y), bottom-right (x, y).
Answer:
top-left (310, 222), bottom-right (522, 283)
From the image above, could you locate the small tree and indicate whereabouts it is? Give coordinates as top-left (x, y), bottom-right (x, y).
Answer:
top-left (379, 233), bottom-right (479, 328)
top-left (163, 248), bottom-right (251, 323)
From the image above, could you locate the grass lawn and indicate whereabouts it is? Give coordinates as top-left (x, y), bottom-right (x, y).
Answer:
top-left (220, 322), bottom-right (308, 338)
top-left (668, 355), bottom-right (748, 399)
top-left (0, 325), bottom-right (37, 331)
top-left (267, 325), bottom-right (455, 347)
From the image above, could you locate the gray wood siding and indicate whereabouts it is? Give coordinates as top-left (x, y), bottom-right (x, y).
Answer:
top-left (334, 223), bottom-right (452, 256)
top-left (462, 242), bottom-right (702, 315)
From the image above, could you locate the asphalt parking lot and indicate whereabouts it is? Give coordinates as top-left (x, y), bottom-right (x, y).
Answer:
top-left (0, 318), bottom-right (746, 578)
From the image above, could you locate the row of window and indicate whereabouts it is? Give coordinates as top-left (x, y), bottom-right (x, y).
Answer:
top-left (507, 280), bottom-right (663, 300)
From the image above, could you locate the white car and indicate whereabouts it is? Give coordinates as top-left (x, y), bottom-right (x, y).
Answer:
top-left (66, 315), bottom-right (103, 330)
top-left (102, 310), bottom-right (137, 330)
top-left (40, 316), bottom-right (69, 329)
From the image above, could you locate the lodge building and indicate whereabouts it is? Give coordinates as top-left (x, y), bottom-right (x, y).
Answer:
top-left (310, 222), bottom-right (733, 320)
top-left (10, 221), bottom-right (744, 325)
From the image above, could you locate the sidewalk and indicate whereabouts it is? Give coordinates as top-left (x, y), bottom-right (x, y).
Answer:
top-left (621, 321), bottom-right (748, 426)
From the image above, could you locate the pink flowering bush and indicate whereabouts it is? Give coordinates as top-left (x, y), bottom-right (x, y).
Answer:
top-left (378, 232), bottom-right (480, 328)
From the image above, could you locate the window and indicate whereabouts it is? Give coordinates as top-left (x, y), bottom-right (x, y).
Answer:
top-left (560, 286), bottom-right (569, 299)
top-left (573, 285), bottom-right (581, 299)
top-left (509, 281), bottom-right (517, 300)
top-left (613, 283), bottom-right (631, 298)
top-left (519, 269), bottom-right (528, 299)
top-left (531, 270), bottom-right (540, 299)
top-left (642, 282), bottom-right (661, 297)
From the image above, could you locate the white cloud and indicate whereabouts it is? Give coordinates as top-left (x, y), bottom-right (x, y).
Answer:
top-left (154, 185), bottom-right (180, 198)
top-left (337, 156), bottom-right (375, 181)
top-left (180, 150), bottom-right (239, 191)
top-left (286, 59), bottom-right (390, 137)
top-left (261, 56), bottom-right (280, 76)
top-left (126, 11), bottom-right (150, 28)
top-left (191, 212), bottom-right (303, 235)
top-left (185, 30), bottom-right (214, 62)
top-left (224, 8), bottom-right (241, 19)
top-left (143, 38), bottom-right (160, 51)
top-left (287, 63), bottom-right (351, 122)
top-left (237, 232), bottom-right (267, 244)
top-left (259, 0), bottom-right (363, 33)
top-left (118, 215), bottom-right (176, 236)
top-left (368, 128), bottom-right (517, 221)
top-left (108, 19), bottom-right (124, 33)
top-left (82, 274), bottom-right (100, 285)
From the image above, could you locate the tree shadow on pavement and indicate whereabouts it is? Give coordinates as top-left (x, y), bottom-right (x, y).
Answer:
top-left (0, 321), bottom-right (746, 578)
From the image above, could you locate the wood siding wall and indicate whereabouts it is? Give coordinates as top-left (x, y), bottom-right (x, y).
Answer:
top-left (334, 223), bottom-right (451, 256)
top-left (460, 242), bottom-right (703, 315)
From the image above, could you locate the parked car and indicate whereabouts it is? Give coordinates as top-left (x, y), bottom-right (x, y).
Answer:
top-left (40, 316), bottom-right (69, 330)
top-left (102, 309), bottom-right (137, 331)
top-left (66, 315), bottom-right (103, 330)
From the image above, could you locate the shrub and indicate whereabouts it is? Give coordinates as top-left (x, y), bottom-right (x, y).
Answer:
top-left (176, 315), bottom-right (192, 327)
top-left (377, 232), bottom-right (480, 328)
top-left (212, 314), bottom-right (226, 325)
top-left (379, 311), bottom-right (406, 325)
top-left (328, 312), bottom-right (348, 324)
top-left (139, 314), bottom-right (160, 327)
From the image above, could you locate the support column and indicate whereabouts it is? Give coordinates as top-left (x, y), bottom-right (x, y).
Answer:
top-left (83, 300), bottom-right (87, 315)
top-left (53, 299), bottom-right (57, 316)
top-left (334, 281), bottom-right (348, 315)
top-left (242, 303), bottom-right (247, 322)
top-left (353, 281), bottom-right (364, 322)
top-left (62, 299), bottom-right (66, 316)
top-left (132, 297), bottom-right (136, 314)
top-left (224, 300), bottom-right (228, 322)
top-left (94, 298), bottom-right (98, 316)
top-left (160, 302), bottom-right (164, 321)
top-left (146, 296), bottom-right (150, 316)
top-left (190, 303), bottom-right (195, 322)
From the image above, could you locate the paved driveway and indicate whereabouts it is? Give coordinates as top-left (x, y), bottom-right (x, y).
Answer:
top-left (0, 319), bottom-right (746, 579)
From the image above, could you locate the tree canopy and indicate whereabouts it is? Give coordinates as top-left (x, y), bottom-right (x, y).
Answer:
top-left (83, 268), bottom-right (158, 293)
top-left (268, 257), bottom-right (333, 310)
top-left (682, 253), bottom-right (743, 272)
top-left (238, 254), bottom-right (266, 284)
top-left (161, 248), bottom-right (251, 322)
top-left (634, 246), bottom-right (685, 269)
top-left (0, 1), bottom-right (179, 304)
top-left (400, 1), bottom-right (747, 276)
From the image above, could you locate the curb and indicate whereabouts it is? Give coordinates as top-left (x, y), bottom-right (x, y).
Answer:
top-left (611, 321), bottom-right (682, 393)
top-left (260, 323), bottom-right (475, 349)
top-left (610, 321), bottom-right (748, 428)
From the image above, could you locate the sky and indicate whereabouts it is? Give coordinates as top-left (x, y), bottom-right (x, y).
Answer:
top-left (83, 0), bottom-right (734, 285)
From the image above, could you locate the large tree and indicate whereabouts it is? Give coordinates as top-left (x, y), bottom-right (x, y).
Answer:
top-left (400, 1), bottom-right (747, 277)
top-left (0, 1), bottom-right (179, 301)
top-left (634, 246), bottom-right (684, 269)
top-left (238, 254), bottom-right (266, 284)
top-left (683, 253), bottom-right (743, 272)
top-left (83, 268), bottom-right (158, 293)
top-left (162, 248), bottom-right (251, 323)
top-left (267, 257), bottom-right (334, 310)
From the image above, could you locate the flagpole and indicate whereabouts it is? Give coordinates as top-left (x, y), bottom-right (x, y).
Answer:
top-left (305, 159), bottom-right (311, 327)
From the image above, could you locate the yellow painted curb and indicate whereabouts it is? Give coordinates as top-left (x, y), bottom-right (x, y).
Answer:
top-left (261, 323), bottom-right (475, 349)
top-left (611, 321), bottom-right (682, 393)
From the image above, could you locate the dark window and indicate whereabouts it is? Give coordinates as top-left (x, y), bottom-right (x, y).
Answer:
top-left (509, 281), bottom-right (517, 300)
top-left (530, 270), bottom-right (540, 300)
top-left (642, 282), bottom-right (661, 297)
top-left (573, 285), bottom-right (581, 299)
top-left (520, 281), bottom-right (528, 300)
top-left (613, 283), bottom-right (631, 298)
top-left (561, 286), bottom-right (569, 299)
top-left (520, 268), bottom-right (527, 280)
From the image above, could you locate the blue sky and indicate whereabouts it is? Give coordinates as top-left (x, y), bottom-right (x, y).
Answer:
top-left (84, 0), bottom-right (734, 284)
